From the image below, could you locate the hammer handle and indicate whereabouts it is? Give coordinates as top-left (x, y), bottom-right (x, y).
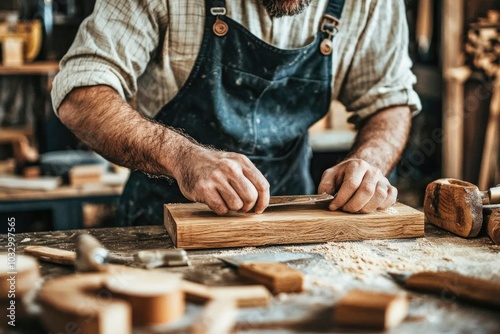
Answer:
top-left (24, 246), bottom-right (76, 265)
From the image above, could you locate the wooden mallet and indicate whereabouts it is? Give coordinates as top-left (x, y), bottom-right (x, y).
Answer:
top-left (423, 178), bottom-right (500, 237)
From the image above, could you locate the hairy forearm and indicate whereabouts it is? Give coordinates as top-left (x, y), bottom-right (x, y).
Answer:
top-left (346, 106), bottom-right (411, 175)
top-left (58, 85), bottom-right (197, 178)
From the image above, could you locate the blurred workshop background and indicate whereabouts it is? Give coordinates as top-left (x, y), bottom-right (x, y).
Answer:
top-left (0, 0), bottom-right (499, 233)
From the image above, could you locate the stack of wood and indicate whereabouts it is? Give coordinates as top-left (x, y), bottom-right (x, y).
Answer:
top-left (465, 10), bottom-right (500, 77)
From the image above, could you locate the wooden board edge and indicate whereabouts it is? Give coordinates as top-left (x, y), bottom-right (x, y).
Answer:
top-left (174, 211), bottom-right (425, 250)
top-left (164, 204), bottom-right (178, 247)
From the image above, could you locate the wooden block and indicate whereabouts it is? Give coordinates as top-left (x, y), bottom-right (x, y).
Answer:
top-left (0, 255), bottom-right (39, 299)
top-left (190, 299), bottom-right (237, 334)
top-left (69, 164), bottom-right (105, 186)
top-left (334, 290), bottom-right (409, 330)
top-left (104, 271), bottom-right (185, 327)
top-left (238, 262), bottom-right (304, 294)
top-left (2, 37), bottom-right (24, 66)
top-left (486, 211), bottom-right (500, 244)
top-left (38, 273), bottom-right (132, 334)
top-left (181, 280), bottom-right (271, 308)
top-left (164, 202), bottom-right (424, 249)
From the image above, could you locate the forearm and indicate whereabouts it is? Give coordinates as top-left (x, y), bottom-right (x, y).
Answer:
top-left (57, 85), bottom-right (197, 178)
top-left (346, 106), bottom-right (412, 175)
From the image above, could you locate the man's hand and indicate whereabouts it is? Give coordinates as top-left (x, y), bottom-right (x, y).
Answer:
top-left (317, 106), bottom-right (412, 213)
top-left (173, 146), bottom-right (270, 215)
top-left (318, 159), bottom-right (397, 213)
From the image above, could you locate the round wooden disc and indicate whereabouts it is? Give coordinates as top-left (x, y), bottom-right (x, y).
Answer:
top-left (105, 271), bottom-right (185, 327)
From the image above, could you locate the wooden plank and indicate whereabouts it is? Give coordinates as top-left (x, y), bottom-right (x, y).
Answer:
top-left (478, 76), bottom-right (500, 190)
top-left (443, 67), bottom-right (470, 180)
top-left (0, 183), bottom-right (123, 201)
top-left (442, 0), bottom-right (464, 179)
top-left (164, 202), bottom-right (424, 249)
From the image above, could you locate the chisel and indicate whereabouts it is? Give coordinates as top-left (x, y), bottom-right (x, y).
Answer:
top-left (388, 271), bottom-right (500, 307)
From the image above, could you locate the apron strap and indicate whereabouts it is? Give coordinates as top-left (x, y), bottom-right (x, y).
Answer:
top-left (208, 0), bottom-right (345, 21)
top-left (325, 0), bottom-right (345, 21)
top-left (208, 0), bottom-right (226, 13)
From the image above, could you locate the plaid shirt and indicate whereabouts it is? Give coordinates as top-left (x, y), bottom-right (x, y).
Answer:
top-left (52, 0), bottom-right (421, 125)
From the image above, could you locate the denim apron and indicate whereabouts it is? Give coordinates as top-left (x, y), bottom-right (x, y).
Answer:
top-left (119, 0), bottom-right (345, 226)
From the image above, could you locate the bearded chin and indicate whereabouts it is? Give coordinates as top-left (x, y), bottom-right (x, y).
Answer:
top-left (262, 0), bottom-right (313, 18)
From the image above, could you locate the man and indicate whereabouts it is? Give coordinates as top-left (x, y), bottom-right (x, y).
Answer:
top-left (52, 0), bottom-right (421, 226)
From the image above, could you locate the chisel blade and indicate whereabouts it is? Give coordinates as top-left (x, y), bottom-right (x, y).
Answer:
top-left (219, 251), bottom-right (314, 267)
top-left (267, 193), bottom-right (334, 207)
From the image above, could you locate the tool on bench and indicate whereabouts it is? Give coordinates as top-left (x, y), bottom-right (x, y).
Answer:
top-left (483, 205), bottom-right (500, 244)
top-left (24, 234), bottom-right (190, 269)
top-left (267, 193), bottom-right (334, 207)
top-left (423, 178), bottom-right (500, 237)
top-left (34, 235), bottom-right (270, 333)
top-left (388, 271), bottom-right (500, 307)
top-left (219, 252), bottom-right (311, 293)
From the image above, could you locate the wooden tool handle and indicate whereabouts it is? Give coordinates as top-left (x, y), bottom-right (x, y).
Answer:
top-left (484, 206), bottom-right (500, 244)
top-left (238, 262), bottom-right (304, 294)
top-left (406, 271), bottom-right (500, 307)
top-left (24, 246), bottom-right (76, 265)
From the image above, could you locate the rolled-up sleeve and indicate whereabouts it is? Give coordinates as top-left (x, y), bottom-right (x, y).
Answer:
top-left (337, 0), bottom-right (421, 126)
top-left (51, 0), bottom-right (164, 114)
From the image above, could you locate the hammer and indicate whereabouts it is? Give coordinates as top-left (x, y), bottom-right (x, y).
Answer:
top-left (423, 178), bottom-right (500, 237)
top-left (25, 234), bottom-right (190, 270)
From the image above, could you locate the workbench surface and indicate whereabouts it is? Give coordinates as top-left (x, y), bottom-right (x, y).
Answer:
top-left (2, 224), bottom-right (499, 333)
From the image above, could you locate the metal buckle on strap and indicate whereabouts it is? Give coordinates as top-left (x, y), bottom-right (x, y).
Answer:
top-left (210, 7), bottom-right (227, 16)
top-left (321, 14), bottom-right (340, 39)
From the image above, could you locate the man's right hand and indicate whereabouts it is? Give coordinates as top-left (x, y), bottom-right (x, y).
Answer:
top-left (172, 145), bottom-right (270, 215)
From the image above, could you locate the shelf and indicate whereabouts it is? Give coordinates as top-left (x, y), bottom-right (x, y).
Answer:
top-left (0, 61), bottom-right (59, 75)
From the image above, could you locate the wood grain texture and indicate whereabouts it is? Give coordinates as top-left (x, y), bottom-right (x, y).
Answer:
top-left (424, 178), bottom-right (483, 237)
top-left (484, 206), bottom-right (500, 244)
top-left (239, 262), bottom-right (304, 294)
top-left (164, 202), bottom-right (424, 249)
top-left (478, 76), bottom-right (500, 190)
top-left (404, 271), bottom-right (500, 307)
top-left (334, 290), bottom-right (409, 329)
top-left (442, 0), bottom-right (464, 179)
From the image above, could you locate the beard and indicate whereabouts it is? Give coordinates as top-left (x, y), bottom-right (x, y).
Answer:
top-left (261, 0), bottom-right (313, 18)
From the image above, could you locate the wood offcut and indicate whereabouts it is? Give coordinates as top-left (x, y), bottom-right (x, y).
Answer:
top-left (334, 290), bottom-right (409, 329)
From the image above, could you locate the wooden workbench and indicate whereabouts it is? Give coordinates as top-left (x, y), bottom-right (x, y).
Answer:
top-left (1, 224), bottom-right (499, 333)
top-left (0, 184), bottom-right (123, 231)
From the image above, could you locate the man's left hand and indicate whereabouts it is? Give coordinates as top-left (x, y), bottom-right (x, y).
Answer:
top-left (318, 158), bottom-right (397, 213)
